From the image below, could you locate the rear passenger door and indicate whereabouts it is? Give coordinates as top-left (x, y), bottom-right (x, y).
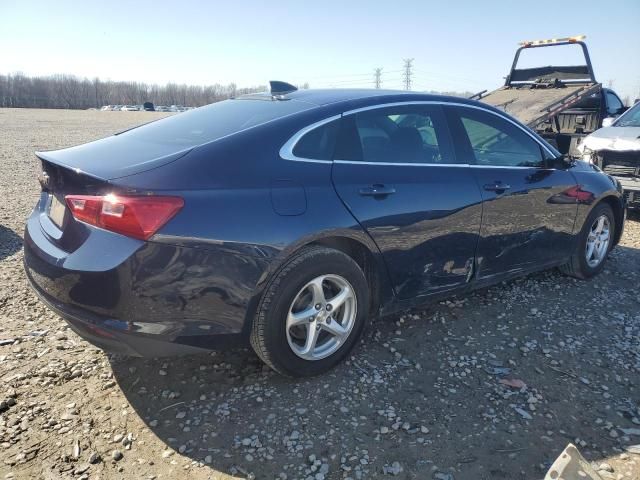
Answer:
top-left (444, 105), bottom-right (578, 281)
top-left (331, 103), bottom-right (483, 300)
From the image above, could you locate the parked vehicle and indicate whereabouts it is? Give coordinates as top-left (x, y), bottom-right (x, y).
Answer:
top-left (24, 82), bottom-right (625, 377)
top-left (473, 36), bottom-right (627, 158)
top-left (578, 101), bottom-right (640, 209)
top-left (120, 105), bottom-right (139, 111)
top-left (142, 101), bottom-right (155, 112)
top-left (100, 105), bottom-right (115, 111)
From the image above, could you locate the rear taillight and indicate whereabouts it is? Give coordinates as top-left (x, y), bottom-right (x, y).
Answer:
top-left (65, 194), bottom-right (184, 240)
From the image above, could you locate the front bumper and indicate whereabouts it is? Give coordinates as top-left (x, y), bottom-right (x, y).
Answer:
top-left (615, 176), bottom-right (640, 209)
top-left (598, 150), bottom-right (640, 209)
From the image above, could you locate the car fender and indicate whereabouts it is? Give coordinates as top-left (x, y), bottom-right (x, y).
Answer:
top-left (569, 162), bottom-right (625, 245)
top-left (242, 226), bottom-right (395, 336)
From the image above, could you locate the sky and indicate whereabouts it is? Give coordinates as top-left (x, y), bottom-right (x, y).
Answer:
top-left (2, 0), bottom-right (639, 101)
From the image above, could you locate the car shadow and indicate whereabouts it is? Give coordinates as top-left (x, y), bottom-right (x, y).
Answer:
top-left (108, 234), bottom-right (640, 478)
top-left (0, 224), bottom-right (23, 261)
top-left (108, 345), bottom-right (301, 475)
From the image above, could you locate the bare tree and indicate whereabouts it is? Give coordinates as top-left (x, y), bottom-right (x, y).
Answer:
top-left (0, 72), bottom-right (265, 109)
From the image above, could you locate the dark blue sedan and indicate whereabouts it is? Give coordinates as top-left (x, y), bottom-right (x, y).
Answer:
top-left (24, 83), bottom-right (625, 376)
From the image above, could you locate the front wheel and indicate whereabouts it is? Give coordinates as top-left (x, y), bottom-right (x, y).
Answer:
top-left (560, 202), bottom-right (615, 279)
top-left (250, 246), bottom-right (370, 377)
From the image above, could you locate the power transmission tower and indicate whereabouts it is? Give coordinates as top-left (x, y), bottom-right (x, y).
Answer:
top-left (402, 58), bottom-right (414, 91)
top-left (374, 68), bottom-right (383, 89)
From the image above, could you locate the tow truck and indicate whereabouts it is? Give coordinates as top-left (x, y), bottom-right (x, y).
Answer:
top-left (472, 36), bottom-right (627, 157)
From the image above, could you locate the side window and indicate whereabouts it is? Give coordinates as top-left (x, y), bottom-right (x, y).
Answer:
top-left (606, 91), bottom-right (624, 116)
top-left (292, 119), bottom-right (339, 160)
top-left (451, 107), bottom-right (544, 167)
top-left (335, 105), bottom-right (454, 164)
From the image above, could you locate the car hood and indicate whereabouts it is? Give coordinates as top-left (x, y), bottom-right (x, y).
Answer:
top-left (580, 126), bottom-right (640, 153)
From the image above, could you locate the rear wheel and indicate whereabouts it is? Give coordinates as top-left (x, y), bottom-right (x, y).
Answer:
top-left (250, 246), bottom-right (369, 377)
top-left (560, 203), bottom-right (615, 279)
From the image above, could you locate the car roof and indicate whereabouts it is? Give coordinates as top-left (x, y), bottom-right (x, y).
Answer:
top-left (237, 88), bottom-right (489, 112)
top-left (283, 88), bottom-right (417, 105)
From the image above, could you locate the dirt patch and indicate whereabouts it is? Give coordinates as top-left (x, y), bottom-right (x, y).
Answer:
top-left (1, 108), bottom-right (639, 479)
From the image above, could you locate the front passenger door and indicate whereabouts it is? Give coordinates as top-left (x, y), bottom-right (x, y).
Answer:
top-left (444, 105), bottom-right (578, 281)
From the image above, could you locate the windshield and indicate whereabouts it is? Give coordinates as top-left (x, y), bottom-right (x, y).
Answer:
top-left (118, 98), bottom-right (315, 146)
top-left (615, 102), bottom-right (640, 127)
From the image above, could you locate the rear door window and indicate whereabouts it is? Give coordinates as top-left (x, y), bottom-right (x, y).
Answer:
top-left (335, 104), bottom-right (454, 164)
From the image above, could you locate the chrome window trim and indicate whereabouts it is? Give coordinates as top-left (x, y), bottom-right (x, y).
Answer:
top-left (279, 100), bottom-right (555, 164)
top-left (334, 160), bottom-right (469, 167)
top-left (469, 164), bottom-right (554, 170)
top-left (279, 114), bottom-right (341, 163)
top-left (341, 101), bottom-right (556, 158)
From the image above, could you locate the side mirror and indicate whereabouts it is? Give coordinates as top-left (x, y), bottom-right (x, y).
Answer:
top-left (602, 117), bottom-right (616, 128)
top-left (550, 154), bottom-right (572, 168)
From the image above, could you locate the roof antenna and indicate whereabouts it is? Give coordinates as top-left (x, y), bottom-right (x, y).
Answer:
top-left (270, 81), bottom-right (298, 96)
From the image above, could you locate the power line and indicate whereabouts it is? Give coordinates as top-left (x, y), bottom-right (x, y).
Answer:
top-left (412, 69), bottom-right (485, 85)
top-left (374, 68), bottom-right (383, 89)
top-left (325, 78), bottom-right (378, 86)
top-left (403, 58), bottom-right (414, 91)
top-left (290, 69), bottom-right (404, 83)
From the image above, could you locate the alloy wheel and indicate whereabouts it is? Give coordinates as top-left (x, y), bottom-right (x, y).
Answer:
top-left (286, 274), bottom-right (357, 360)
top-left (585, 214), bottom-right (610, 268)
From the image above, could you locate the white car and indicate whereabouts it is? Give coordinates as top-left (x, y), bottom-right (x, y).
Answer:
top-left (579, 101), bottom-right (640, 209)
top-left (120, 105), bottom-right (139, 111)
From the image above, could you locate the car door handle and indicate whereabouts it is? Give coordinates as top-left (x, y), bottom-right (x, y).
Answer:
top-left (358, 184), bottom-right (396, 197)
top-left (483, 182), bottom-right (511, 193)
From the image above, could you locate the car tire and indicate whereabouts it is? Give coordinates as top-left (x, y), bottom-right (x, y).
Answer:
top-left (560, 202), bottom-right (615, 279)
top-left (250, 246), bottom-right (370, 377)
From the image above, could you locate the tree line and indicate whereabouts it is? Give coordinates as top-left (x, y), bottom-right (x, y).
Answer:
top-left (0, 72), bottom-right (476, 110)
top-left (0, 73), bottom-right (266, 109)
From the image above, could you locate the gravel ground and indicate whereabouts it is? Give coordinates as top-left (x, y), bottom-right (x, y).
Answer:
top-left (1, 108), bottom-right (639, 480)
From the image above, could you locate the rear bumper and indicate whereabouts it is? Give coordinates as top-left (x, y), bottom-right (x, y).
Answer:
top-left (23, 207), bottom-right (268, 356)
top-left (25, 268), bottom-right (211, 356)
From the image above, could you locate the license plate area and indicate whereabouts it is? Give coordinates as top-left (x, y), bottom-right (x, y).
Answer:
top-left (48, 195), bottom-right (67, 228)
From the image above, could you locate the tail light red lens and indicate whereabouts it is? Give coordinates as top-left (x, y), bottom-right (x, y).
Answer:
top-left (65, 194), bottom-right (184, 240)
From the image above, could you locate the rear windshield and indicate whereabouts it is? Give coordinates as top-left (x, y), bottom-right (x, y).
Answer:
top-left (118, 98), bottom-right (314, 146)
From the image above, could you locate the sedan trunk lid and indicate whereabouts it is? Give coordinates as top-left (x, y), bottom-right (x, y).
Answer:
top-left (36, 136), bottom-right (192, 181)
